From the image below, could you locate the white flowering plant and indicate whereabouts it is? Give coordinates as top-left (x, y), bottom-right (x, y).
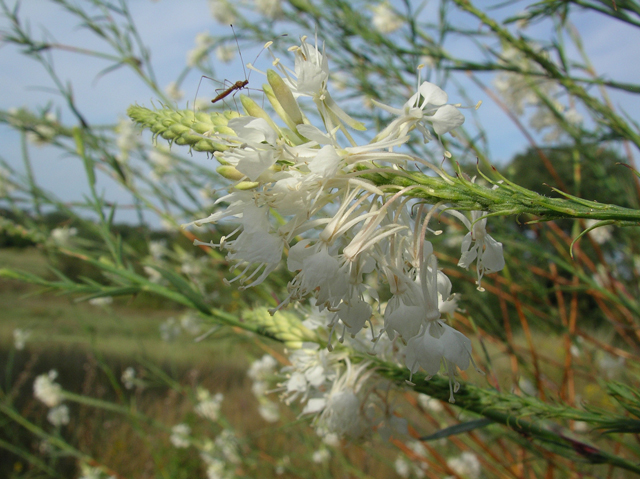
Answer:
top-left (2, 0), bottom-right (640, 478)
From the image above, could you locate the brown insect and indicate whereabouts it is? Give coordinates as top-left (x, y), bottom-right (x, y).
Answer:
top-left (211, 24), bottom-right (251, 105)
top-left (211, 79), bottom-right (249, 104)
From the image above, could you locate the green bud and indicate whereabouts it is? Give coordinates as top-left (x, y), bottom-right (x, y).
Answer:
top-left (235, 181), bottom-right (260, 190)
top-left (216, 165), bottom-right (244, 181)
top-left (267, 70), bottom-right (304, 126)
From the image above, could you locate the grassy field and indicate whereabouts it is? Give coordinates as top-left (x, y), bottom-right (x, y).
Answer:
top-left (1, 248), bottom-right (411, 478)
top-left (1, 247), bottom-right (635, 479)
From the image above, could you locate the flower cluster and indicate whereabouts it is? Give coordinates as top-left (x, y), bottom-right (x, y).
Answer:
top-left (33, 370), bottom-right (70, 427)
top-left (176, 35), bottom-right (504, 426)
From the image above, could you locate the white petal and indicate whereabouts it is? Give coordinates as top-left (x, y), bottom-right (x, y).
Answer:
top-left (482, 235), bottom-right (505, 273)
top-left (430, 105), bottom-right (465, 135)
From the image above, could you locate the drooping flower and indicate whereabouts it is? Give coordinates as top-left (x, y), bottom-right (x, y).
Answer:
top-left (373, 81), bottom-right (465, 144)
top-left (455, 210), bottom-right (505, 290)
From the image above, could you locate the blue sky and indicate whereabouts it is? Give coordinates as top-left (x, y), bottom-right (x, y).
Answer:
top-left (1, 1), bottom-right (639, 225)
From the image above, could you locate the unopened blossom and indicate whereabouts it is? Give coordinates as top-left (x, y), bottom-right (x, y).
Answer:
top-left (34, 370), bottom-right (63, 407)
top-left (47, 404), bottom-right (70, 426)
top-left (170, 423), bottom-right (191, 448)
top-left (372, 2), bottom-right (403, 34)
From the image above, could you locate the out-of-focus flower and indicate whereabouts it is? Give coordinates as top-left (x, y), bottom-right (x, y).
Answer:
top-left (165, 81), bottom-right (184, 101)
top-left (258, 400), bottom-right (280, 423)
top-left (170, 423), bottom-right (191, 448)
top-left (215, 44), bottom-right (236, 63)
top-left (51, 226), bottom-right (77, 247)
top-left (256, 0), bottom-right (283, 19)
top-left (446, 452), bottom-right (481, 479)
top-left (116, 117), bottom-right (139, 163)
top-left (47, 404), bottom-right (70, 426)
top-left (187, 31), bottom-right (215, 67)
top-left (312, 447), bottom-right (330, 464)
top-left (13, 328), bottom-right (30, 350)
top-left (208, 0), bottom-right (236, 24)
top-left (160, 318), bottom-right (182, 342)
top-left (34, 370), bottom-right (63, 407)
top-left (195, 388), bottom-right (224, 421)
top-left (121, 367), bottom-right (136, 390)
top-left (417, 393), bottom-right (443, 413)
top-left (88, 296), bottom-right (113, 307)
top-left (372, 2), bottom-right (403, 34)
top-left (585, 219), bottom-right (613, 245)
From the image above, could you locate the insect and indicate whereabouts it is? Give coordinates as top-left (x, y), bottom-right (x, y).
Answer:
top-left (210, 24), bottom-right (252, 105)
top-left (211, 78), bottom-right (249, 104)
top-left (193, 27), bottom-right (283, 110)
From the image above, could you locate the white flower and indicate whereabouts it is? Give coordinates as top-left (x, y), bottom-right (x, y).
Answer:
top-left (394, 456), bottom-right (411, 478)
top-left (180, 312), bottom-right (203, 335)
top-left (51, 226), bottom-right (77, 246)
top-left (256, 0), bottom-right (283, 19)
top-left (446, 452), bottom-right (481, 479)
top-left (455, 210), bottom-right (505, 290)
top-left (373, 81), bottom-right (465, 144)
top-left (258, 400), bottom-right (280, 423)
top-left (115, 117), bottom-right (138, 163)
top-left (585, 219), bottom-right (613, 245)
top-left (34, 370), bottom-right (63, 407)
top-left (372, 3), bottom-right (403, 34)
top-left (47, 404), bottom-right (70, 426)
top-left (88, 296), bottom-right (113, 307)
top-left (165, 81), bottom-right (184, 101)
top-left (215, 44), bottom-right (236, 63)
top-left (160, 318), bottom-right (181, 342)
top-left (195, 389), bottom-right (224, 421)
top-left (417, 393), bottom-right (443, 413)
top-left (170, 423), bottom-right (191, 448)
top-left (383, 241), bottom-right (452, 341)
top-left (214, 429), bottom-right (241, 464)
top-left (148, 240), bottom-right (167, 260)
top-left (312, 447), bottom-right (331, 464)
top-left (208, 0), bottom-right (236, 24)
top-left (405, 321), bottom-right (474, 402)
top-left (187, 31), bottom-right (214, 67)
top-left (121, 367), bottom-right (136, 390)
top-left (305, 360), bottom-right (373, 439)
top-left (13, 328), bottom-right (30, 350)
top-left (149, 146), bottom-right (174, 180)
